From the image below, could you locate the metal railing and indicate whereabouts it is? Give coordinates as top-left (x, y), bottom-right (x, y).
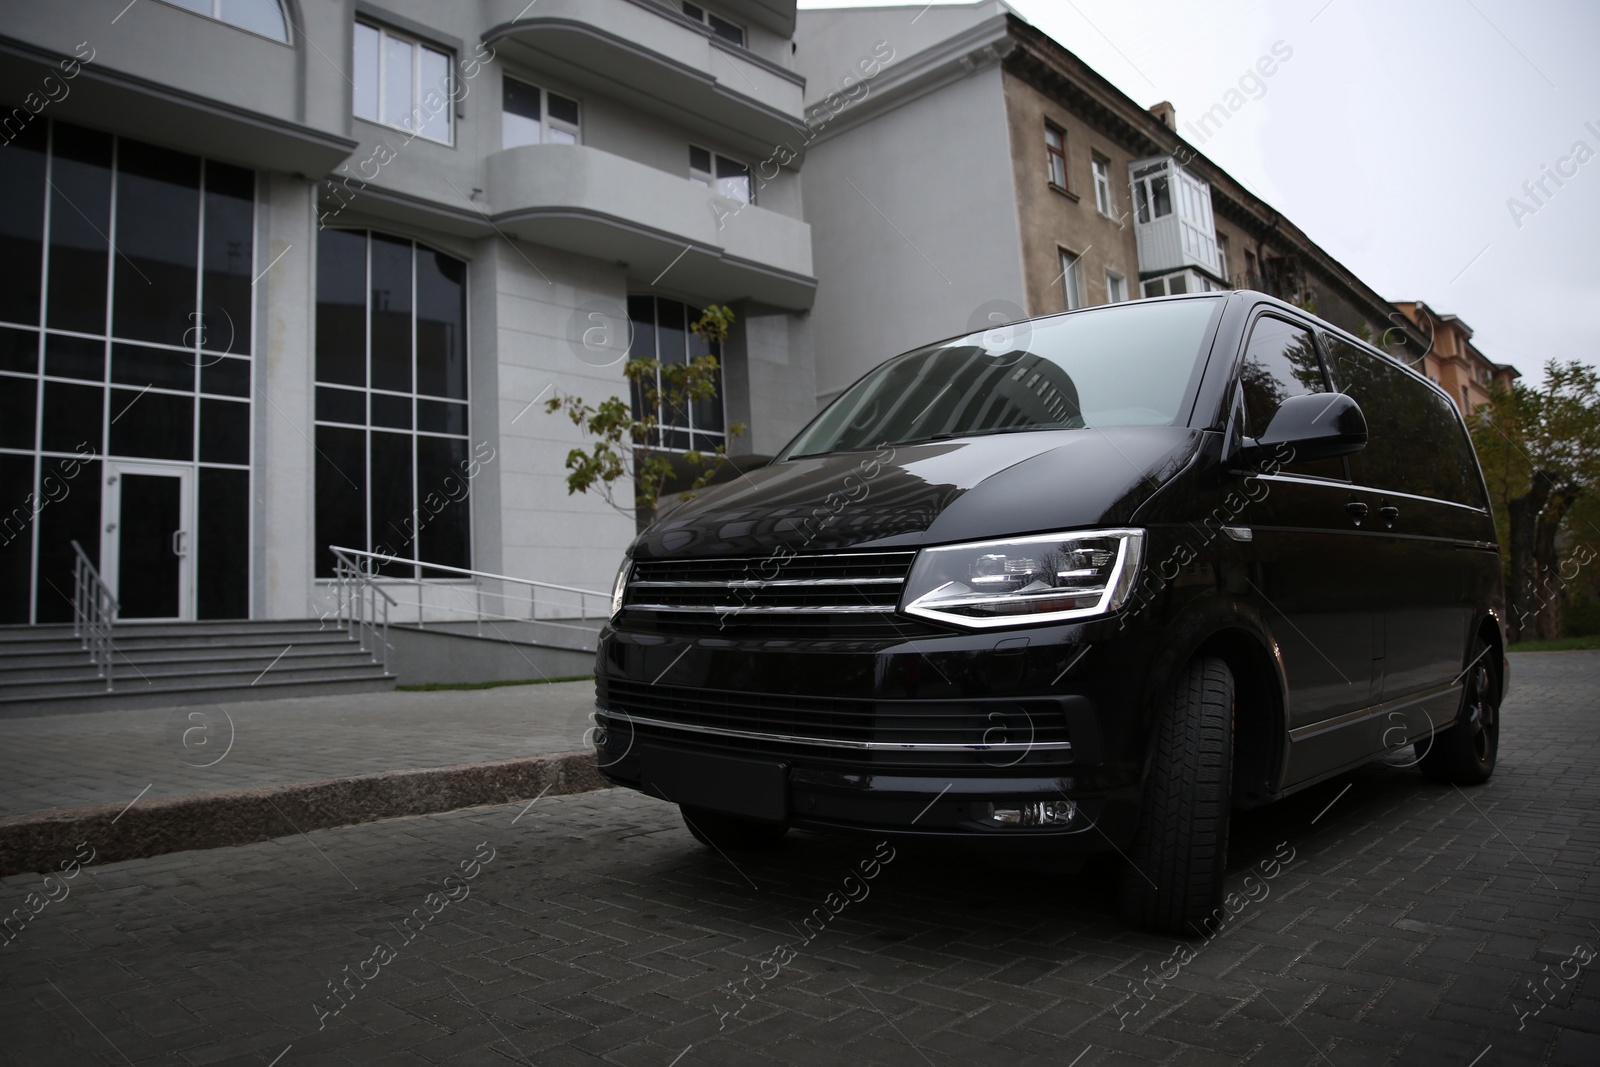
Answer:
top-left (329, 547), bottom-right (397, 675)
top-left (325, 547), bottom-right (609, 652)
top-left (70, 539), bottom-right (117, 691)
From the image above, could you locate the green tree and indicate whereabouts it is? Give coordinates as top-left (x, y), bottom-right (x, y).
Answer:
top-left (1470, 360), bottom-right (1600, 642)
top-left (546, 304), bottom-right (745, 521)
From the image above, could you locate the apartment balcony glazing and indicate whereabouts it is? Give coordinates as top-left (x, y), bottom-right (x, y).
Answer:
top-left (483, 0), bottom-right (807, 157)
top-left (487, 143), bottom-right (814, 308)
top-left (1129, 156), bottom-right (1222, 284)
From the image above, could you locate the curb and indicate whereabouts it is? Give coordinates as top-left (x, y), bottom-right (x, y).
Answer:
top-left (0, 750), bottom-right (605, 878)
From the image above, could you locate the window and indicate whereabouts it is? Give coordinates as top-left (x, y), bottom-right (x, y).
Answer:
top-left (682, 3), bottom-right (745, 46)
top-left (1105, 270), bottom-right (1127, 303)
top-left (1132, 160), bottom-right (1172, 223)
top-left (1238, 315), bottom-right (1346, 481)
top-left (1328, 339), bottom-right (1483, 506)
top-left (690, 146), bottom-right (752, 204)
top-left (627, 296), bottom-right (727, 452)
top-left (1045, 124), bottom-right (1068, 190)
top-left (1060, 250), bottom-right (1083, 311)
top-left (0, 119), bottom-right (255, 623)
top-left (501, 77), bottom-right (580, 148)
top-left (314, 230), bottom-right (471, 578)
top-left (1217, 234), bottom-right (1230, 284)
top-left (165, 0), bottom-right (288, 41)
top-left (352, 22), bottom-right (452, 144)
top-left (1092, 154), bottom-right (1113, 215)
top-left (1142, 274), bottom-right (1186, 298)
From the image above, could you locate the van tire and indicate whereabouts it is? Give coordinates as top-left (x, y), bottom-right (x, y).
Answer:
top-left (1418, 640), bottom-right (1498, 785)
top-left (1120, 656), bottom-right (1234, 936)
top-left (681, 806), bottom-right (789, 851)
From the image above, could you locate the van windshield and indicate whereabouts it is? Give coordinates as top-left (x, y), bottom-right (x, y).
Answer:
top-left (785, 297), bottom-right (1223, 458)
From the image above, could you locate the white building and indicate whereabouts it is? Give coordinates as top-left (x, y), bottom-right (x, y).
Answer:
top-left (0, 0), bottom-right (819, 629)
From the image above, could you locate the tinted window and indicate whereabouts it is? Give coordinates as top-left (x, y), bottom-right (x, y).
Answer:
top-left (785, 297), bottom-right (1223, 457)
top-left (1328, 340), bottom-right (1483, 506)
top-left (1238, 314), bottom-right (1342, 479)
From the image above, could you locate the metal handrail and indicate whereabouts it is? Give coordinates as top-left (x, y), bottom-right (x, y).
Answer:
top-left (70, 539), bottom-right (117, 691)
top-left (328, 546), bottom-right (396, 675)
top-left (324, 546), bottom-right (610, 649)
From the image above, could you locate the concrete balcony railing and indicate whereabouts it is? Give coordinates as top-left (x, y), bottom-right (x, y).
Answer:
top-left (0, 0), bottom-right (356, 175)
top-left (483, 0), bottom-right (806, 157)
top-left (487, 143), bottom-right (814, 309)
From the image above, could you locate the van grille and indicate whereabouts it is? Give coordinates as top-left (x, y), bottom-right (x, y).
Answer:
top-left (619, 551), bottom-right (923, 637)
top-left (597, 678), bottom-right (1071, 769)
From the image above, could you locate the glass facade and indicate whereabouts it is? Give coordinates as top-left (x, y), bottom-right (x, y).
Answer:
top-left (0, 120), bottom-right (253, 623)
top-left (313, 229), bottom-right (471, 579)
top-left (626, 295), bottom-right (727, 452)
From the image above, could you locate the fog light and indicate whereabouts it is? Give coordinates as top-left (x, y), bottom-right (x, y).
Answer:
top-left (981, 799), bottom-right (1077, 827)
top-left (592, 726), bottom-right (608, 748)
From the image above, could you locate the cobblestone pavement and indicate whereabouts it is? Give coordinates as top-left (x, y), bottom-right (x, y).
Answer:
top-left (0, 652), bottom-right (1595, 1066)
top-left (0, 681), bottom-right (596, 817)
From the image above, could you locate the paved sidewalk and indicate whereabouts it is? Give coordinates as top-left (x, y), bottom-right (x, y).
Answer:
top-left (0, 680), bottom-right (597, 818)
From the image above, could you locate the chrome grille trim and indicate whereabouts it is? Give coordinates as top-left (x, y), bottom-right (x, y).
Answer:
top-left (627, 603), bottom-right (895, 615)
top-left (630, 576), bottom-right (904, 589)
top-left (597, 709), bottom-right (1072, 753)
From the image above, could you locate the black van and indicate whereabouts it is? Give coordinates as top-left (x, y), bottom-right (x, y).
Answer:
top-left (592, 291), bottom-right (1507, 935)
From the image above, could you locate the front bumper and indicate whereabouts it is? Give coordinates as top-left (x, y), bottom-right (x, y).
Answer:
top-left (593, 615), bottom-right (1158, 848)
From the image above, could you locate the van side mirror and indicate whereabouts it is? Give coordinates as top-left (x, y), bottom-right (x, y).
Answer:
top-left (1240, 392), bottom-right (1367, 466)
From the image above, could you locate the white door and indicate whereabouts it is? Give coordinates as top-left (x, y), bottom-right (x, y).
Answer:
top-left (101, 462), bottom-right (194, 621)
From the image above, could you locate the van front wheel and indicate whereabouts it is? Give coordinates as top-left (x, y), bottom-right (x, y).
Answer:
top-left (1120, 656), bottom-right (1235, 937)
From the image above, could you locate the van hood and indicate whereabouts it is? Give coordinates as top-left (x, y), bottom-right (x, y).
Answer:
top-left (633, 427), bottom-right (1202, 560)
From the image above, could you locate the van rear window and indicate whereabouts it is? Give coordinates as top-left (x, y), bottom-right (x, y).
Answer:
top-left (785, 297), bottom-right (1222, 457)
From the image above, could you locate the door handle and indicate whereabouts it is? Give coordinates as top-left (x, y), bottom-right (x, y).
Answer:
top-left (1378, 505), bottom-right (1399, 528)
top-left (172, 530), bottom-right (188, 558)
top-left (1345, 501), bottom-right (1369, 525)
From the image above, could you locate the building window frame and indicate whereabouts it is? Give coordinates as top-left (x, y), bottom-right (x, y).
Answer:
top-left (627, 295), bottom-right (728, 453)
top-left (312, 229), bottom-right (473, 579)
top-left (1092, 153), bottom-right (1113, 216)
top-left (1059, 248), bottom-right (1083, 311)
top-left (157, 0), bottom-right (289, 42)
top-left (690, 145), bottom-right (753, 204)
top-left (352, 20), bottom-right (455, 146)
top-left (1104, 269), bottom-right (1127, 304)
top-left (681, 2), bottom-right (746, 46)
top-left (501, 75), bottom-right (581, 149)
top-left (1045, 123), bottom-right (1069, 192)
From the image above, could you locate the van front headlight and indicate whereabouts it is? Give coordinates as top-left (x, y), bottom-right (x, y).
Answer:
top-left (901, 529), bottom-right (1144, 628)
top-left (610, 557), bottom-right (632, 619)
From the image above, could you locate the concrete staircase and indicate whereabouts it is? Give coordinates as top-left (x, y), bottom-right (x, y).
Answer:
top-left (0, 620), bottom-right (396, 716)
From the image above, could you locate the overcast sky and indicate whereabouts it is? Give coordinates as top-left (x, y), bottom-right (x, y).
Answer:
top-left (799, 0), bottom-right (1600, 385)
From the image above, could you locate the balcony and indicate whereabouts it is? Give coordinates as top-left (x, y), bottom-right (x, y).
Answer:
top-left (483, 0), bottom-right (806, 158)
top-left (487, 143), bottom-right (814, 308)
top-left (0, 0), bottom-right (356, 175)
top-left (1129, 156), bottom-right (1222, 281)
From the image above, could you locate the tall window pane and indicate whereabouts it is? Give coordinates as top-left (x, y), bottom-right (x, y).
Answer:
top-left (370, 234), bottom-right (412, 392)
top-left (316, 229), bottom-right (367, 387)
top-left (383, 36), bottom-right (414, 130)
top-left (202, 162), bottom-right (255, 356)
top-left (416, 436), bottom-right (470, 569)
top-left (114, 141), bottom-right (200, 346)
top-left (417, 47), bottom-right (451, 143)
top-left (47, 123), bottom-right (112, 334)
top-left (353, 22), bottom-right (380, 121)
top-left (416, 248), bottom-right (466, 399)
top-left (314, 425), bottom-right (365, 578)
top-left (502, 77), bottom-right (542, 148)
top-left (370, 429), bottom-right (413, 574)
top-left (0, 122), bottom-right (46, 326)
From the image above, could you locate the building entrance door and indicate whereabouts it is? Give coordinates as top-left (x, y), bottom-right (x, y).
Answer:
top-left (101, 462), bottom-right (194, 621)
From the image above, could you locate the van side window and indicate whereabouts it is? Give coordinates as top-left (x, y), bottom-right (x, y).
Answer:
top-left (1238, 315), bottom-right (1344, 478)
top-left (1327, 339), bottom-right (1484, 506)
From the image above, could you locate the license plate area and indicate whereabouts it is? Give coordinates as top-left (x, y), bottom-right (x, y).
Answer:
top-left (639, 746), bottom-right (789, 821)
